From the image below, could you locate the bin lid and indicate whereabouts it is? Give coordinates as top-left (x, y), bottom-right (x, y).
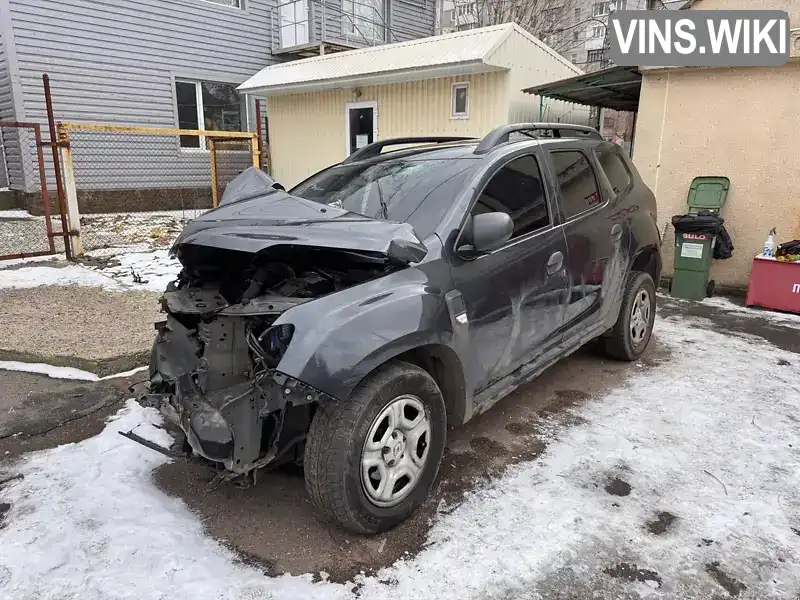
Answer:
top-left (687, 176), bottom-right (730, 211)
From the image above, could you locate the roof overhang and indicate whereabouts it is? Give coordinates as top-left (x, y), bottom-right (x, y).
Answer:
top-left (522, 65), bottom-right (642, 113)
top-left (240, 60), bottom-right (504, 96)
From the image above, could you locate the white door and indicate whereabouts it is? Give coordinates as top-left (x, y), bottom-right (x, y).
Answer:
top-left (280, 0), bottom-right (309, 48)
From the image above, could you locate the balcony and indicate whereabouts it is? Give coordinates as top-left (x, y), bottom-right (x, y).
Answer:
top-left (270, 0), bottom-right (395, 58)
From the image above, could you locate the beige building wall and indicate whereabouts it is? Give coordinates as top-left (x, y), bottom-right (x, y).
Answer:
top-left (633, 62), bottom-right (800, 289)
top-left (267, 71), bottom-right (509, 188)
top-left (690, 0), bottom-right (800, 23)
top-left (485, 26), bottom-right (587, 124)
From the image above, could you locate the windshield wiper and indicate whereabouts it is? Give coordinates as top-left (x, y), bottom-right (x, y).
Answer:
top-left (375, 179), bottom-right (389, 220)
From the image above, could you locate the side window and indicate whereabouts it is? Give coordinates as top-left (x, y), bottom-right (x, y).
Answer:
top-left (549, 151), bottom-right (602, 220)
top-left (471, 154), bottom-right (551, 240)
top-left (595, 150), bottom-right (632, 195)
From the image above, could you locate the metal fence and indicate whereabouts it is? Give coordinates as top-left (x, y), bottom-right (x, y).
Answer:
top-left (0, 121), bottom-right (66, 260)
top-left (58, 123), bottom-right (259, 254)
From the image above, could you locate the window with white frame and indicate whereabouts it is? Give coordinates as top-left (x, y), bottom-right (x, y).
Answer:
top-left (592, 1), bottom-right (610, 16)
top-left (203, 0), bottom-right (242, 7)
top-left (342, 0), bottom-right (386, 43)
top-left (451, 82), bottom-right (469, 119)
top-left (175, 80), bottom-right (245, 149)
top-left (592, 25), bottom-right (605, 38)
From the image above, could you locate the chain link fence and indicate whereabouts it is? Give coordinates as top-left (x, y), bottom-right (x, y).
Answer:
top-left (0, 122), bottom-right (63, 260)
top-left (62, 125), bottom-right (258, 254)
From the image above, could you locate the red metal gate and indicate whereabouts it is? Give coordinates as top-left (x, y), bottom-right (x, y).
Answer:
top-left (0, 120), bottom-right (69, 261)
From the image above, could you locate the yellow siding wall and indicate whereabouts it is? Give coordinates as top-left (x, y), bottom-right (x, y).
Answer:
top-left (633, 63), bottom-right (800, 289)
top-left (266, 71), bottom-right (509, 188)
top-left (486, 28), bottom-right (586, 124)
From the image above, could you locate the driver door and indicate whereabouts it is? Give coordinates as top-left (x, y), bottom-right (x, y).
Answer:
top-left (448, 151), bottom-right (569, 397)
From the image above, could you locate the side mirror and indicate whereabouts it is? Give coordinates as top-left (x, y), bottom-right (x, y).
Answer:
top-left (458, 212), bottom-right (513, 256)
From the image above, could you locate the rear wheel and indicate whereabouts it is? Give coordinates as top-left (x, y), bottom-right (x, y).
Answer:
top-left (303, 360), bottom-right (447, 534)
top-left (602, 271), bottom-right (656, 361)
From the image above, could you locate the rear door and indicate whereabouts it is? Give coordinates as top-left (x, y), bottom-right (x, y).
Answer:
top-left (448, 150), bottom-right (569, 395)
top-left (545, 145), bottom-right (630, 334)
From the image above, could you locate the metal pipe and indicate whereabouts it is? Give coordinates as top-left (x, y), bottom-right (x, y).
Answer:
top-left (59, 122), bottom-right (256, 139)
top-left (32, 124), bottom-right (55, 254)
top-left (42, 73), bottom-right (72, 261)
top-left (209, 138), bottom-right (219, 208)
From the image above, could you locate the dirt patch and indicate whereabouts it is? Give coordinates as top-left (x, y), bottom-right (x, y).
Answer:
top-left (469, 436), bottom-right (508, 458)
top-left (647, 511), bottom-right (678, 535)
top-left (0, 285), bottom-right (160, 375)
top-left (705, 562), bottom-right (747, 597)
top-left (604, 563), bottom-right (662, 587)
top-left (504, 420), bottom-right (537, 436)
top-left (605, 477), bottom-right (632, 497)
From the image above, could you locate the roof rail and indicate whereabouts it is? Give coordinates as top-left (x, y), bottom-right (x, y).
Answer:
top-left (342, 136), bottom-right (477, 163)
top-left (474, 123), bottom-right (602, 154)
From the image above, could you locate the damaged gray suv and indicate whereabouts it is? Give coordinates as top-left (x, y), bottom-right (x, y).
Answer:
top-left (145, 123), bottom-right (662, 534)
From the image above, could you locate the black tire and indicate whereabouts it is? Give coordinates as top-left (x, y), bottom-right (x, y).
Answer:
top-left (707, 280), bottom-right (715, 298)
top-left (602, 271), bottom-right (657, 361)
top-left (303, 360), bottom-right (447, 534)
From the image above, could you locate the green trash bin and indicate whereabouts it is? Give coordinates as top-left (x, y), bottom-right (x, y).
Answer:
top-left (670, 176), bottom-right (730, 300)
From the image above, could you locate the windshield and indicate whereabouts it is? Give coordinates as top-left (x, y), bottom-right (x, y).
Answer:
top-left (291, 157), bottom-right (477, 238)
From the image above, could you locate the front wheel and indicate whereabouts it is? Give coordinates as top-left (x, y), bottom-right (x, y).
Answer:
top-left (303, 360), bottom-right (447, 534)
top-left (602, 271), bottom-right (657, 361)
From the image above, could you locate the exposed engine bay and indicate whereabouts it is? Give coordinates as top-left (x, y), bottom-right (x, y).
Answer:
top-left (147, 244), bottom-right (399, 480)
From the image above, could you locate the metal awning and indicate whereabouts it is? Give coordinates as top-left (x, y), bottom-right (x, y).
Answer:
top-left (523, 65), bottom-right (642, 113)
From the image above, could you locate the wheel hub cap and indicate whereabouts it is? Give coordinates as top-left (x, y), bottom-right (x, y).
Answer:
top-left (361, 394), bottom-right (431, 508)
top-left (630, 288), bottom-right (652, 346)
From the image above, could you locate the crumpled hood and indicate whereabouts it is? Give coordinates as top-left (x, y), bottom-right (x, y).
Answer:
top-left (173, 168), bottom-right (428, 264)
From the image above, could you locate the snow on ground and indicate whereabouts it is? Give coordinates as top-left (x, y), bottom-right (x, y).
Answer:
top-left (0, 361), bottom-right (148, 382)
top-left (1, 313), bottom-right (799, 599)
top-left (0, 254), bottom-right (61, 268)
top-left (0, 249), bottom-right (181, 292)
top-left (89, 248), bottom-right (181, 292)
top-left (0, 264), bottom-right (123, 290)
top-left (0, 210), bottom-right (34, 219)
top-left (701, 295), bottom-right (800, 325)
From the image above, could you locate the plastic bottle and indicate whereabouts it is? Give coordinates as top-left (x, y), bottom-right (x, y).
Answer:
top-left (763, 228), bottom-right (776, 257)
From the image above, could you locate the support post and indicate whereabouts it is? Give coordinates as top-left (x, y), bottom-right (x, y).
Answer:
top-left (209, 138), bottom-right (219, 208)
top-left (250, 134), bottom-right (260, 169)
top-left (32, 124), bottom-right (55, 254)
top-left (57, 125), bottom-right (83, 257)
top-left (43, 73), bottom-right (73, 260)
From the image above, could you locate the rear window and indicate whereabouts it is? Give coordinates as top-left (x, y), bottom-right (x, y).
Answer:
top-left (291, 157), bottom-right (476, 238)
top-left (595, 150), bottom-right (632, 195)
top-left (549, 151), bottom-right (602, 220)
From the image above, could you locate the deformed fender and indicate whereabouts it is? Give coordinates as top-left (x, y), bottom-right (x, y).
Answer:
top-left (272, 263), bottom-right (460, 403)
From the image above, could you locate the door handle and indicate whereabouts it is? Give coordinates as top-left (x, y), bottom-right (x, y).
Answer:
top-left (611, 223), bottom-right (623, 242)
top-left (547, 251), bottom-right (564, 275)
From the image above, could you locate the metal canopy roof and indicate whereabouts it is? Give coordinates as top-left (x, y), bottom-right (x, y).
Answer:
top-left (238, 24), bottom-right (520, 96)
top-left (523, 66), bottom-right (642, 113)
